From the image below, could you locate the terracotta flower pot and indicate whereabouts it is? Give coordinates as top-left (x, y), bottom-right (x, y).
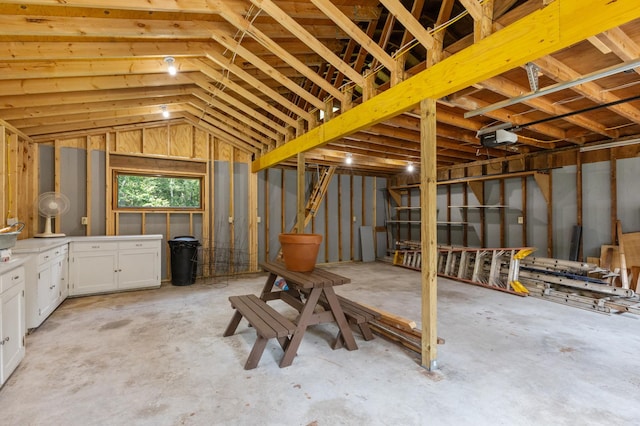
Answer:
top-left (279, 233), bottom-right (323, 272)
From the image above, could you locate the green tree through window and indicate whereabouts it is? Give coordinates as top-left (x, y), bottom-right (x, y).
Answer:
top-left (116, 174), bottom-right (201, 209)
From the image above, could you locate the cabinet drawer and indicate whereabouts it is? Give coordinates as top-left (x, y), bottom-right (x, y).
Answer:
top-left (37, 245), bottom-right (68, 265)
top-left (72, 241), bottom-right (119, 252)
top-left (118, 240), bottom-right (158, 250)
top-left (0, 266), bottom-right (25, 294)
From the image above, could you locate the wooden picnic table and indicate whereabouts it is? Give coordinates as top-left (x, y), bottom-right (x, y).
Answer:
top-left (259, 261), bottom-right (358, 367)
top-left (224, 261), bottom-right (358, 369)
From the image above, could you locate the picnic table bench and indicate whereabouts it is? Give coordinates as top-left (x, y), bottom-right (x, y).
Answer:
top-left (223, 294), bottom-right (297, 370)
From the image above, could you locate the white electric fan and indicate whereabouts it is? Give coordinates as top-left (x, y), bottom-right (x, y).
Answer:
top-left (35, 192), bottom-right (70, 238)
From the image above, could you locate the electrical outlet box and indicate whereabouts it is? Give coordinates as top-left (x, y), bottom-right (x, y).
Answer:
top-left (81, 217), bottom-right (88, 225)
top-left (228, 217), bottom-right (234, 224)
top-left (517, 216), bottom-right (524, 224)
top-left (353, 216), bottom-right (357, 223)
top-left (257, 216), bottom-right (261, 223)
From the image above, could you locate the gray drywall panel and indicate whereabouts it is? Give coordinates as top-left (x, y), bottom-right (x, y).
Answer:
top-left (267, 168), bottom-right (282, 261)
top-left (326, 175), bottom-right (339, 262)
top-left (583, 161), bottom-right (611, 258)
top-left (617, 157), bottom-right (640, 233)
top-left (233, 163), bottom-right (249, 272)
top-left (437, 185), bottom-right (448, 244)
top-left (552, 166), bottom-right (577, 259)
top-left (465, 185), bottom-right (482, 247)
top-left (363, 176), bottom-right (373, 226)
top-left (60, 147), bottom-right (87, 236)
top-left (526, 175), bottom-right (548, 255)
top-left (214, 161), bottom-right (230, 248)
top-left (38, 145), bottom-right (55, 233)
top-left (339, 174), bottom-right (351, 261)
top-left (118, 214), bottom-right (142, 235)
top-left (505, 178), bottom-right (524, 248)
top-left (257, 170), bottom-right (266, 264)
top-left (376, 178), bottom-right (388, 258)
top-left (408, 188), bottom-right (420, 242)
top-left (449, 184), bottom-right (464, 246)
top-left (352, 175), bottom-right (362, 261)
top-left (313, 190), bottom-right (326, 264)
top-left (283, 169), bottom-right (297, 233)
top-left (484, 180), bottom-right (501, 248)
top-left (145, 213), bottom-right (169, 280)
top-left (169, 213), bottom-right (191, 239)
top-left (360, 226), bottom-right (375, 262)
top-left (91, 150), bottom-right (106, 236)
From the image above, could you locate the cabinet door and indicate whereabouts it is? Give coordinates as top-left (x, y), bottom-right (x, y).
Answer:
top-left (59, 253), bottom-right (69, 300)
top-left (1, 283), bottom-right (26, 386)
top-left (70, 251), bottom-right (118, 296)
top-left (117, 249), bottom-right (159, 290)
top-left (36, 263), bottom-right (53, 320)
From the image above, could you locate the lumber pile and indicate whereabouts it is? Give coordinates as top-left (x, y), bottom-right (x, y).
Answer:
top-left (360, 303), bottom-right (444, 355)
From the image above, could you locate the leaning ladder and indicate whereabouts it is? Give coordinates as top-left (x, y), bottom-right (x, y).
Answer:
top-left (276, 166), bottom-right (336, 259)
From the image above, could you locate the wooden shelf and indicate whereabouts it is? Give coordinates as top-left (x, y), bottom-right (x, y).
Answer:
top-left (386, 220), bottom-right (421, 224)
top-left (437, 221), bottom-right (468, 226)
top-left (395, 206), bottom-right (421, 210)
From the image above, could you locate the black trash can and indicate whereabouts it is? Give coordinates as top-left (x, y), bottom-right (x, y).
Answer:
top-left (168, 236), bottom-right (200, 286)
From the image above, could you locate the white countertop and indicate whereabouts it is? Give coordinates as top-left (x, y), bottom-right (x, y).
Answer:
top-left (13, 235), bottom-right (163, 254)
top-left (0, 257), bottom-right (27, 275)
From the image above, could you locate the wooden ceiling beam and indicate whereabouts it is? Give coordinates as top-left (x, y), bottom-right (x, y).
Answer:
top-left (0, 73), bottom-right (192, 97)
top-left (214, 1), bottom-right (344, 102)
top-left (598, 27), bottom-right (640, 76)
top-left (309, 0), bottom-right (394, 71)
top-left (194, 60), bottom-right (299, 128)
top-left (0, 0), bottom-right (380, 22)
top-left (534, 55), bottom-right (640, 125)
top-left (248, 0), bottom-right (364, 87)
top-left (378, 0), bottom-right (435, 50)
top-left (208, 28), bottom-right (325, 112)
top-left (253, 0), bottom-right (640, 171)
top-left (479, 75), bottom-right (617, 138)
top-left (196, 54), bottom-right (314, 121)
top-left (187, 73), bottom-right (287, 135)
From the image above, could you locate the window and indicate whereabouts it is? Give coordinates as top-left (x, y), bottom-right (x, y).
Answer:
top-left (115, 173), bottom-right (202, 209)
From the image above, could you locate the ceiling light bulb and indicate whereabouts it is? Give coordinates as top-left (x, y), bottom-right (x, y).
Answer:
top-left (407, 162), bottom-right (414, 172)
top-left (164, 56), bottom-right (177, 76)
top-left (345, 153), bottom-right (352, 165)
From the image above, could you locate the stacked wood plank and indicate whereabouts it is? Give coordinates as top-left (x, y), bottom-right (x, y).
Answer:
top-left (360, 303), bottom-right (444, 355)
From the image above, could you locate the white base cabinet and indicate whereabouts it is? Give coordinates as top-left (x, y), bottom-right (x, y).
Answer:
top-left (0, 263), bottom-right (26, 387)
top-left (19, 243), bottom-right (68, 330)
top-left (69, 238), bottom-right (160, 296)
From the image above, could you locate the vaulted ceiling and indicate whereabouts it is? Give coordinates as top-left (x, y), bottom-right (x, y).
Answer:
top-left (1, 0), bottom-right (640, 176)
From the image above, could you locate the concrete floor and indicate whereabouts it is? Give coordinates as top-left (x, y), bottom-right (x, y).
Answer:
top-left (1, 262), bottom-right (639, 425)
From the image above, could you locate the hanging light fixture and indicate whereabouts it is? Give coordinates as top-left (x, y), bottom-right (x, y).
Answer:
top-left (406, 162), bottom-right (414, 172)
top-left (164, 56), bottom-right (177, 76)
top-left (161, 105), bottom-right (170, 118)
top-left (345, 153), bottom-right (353, 165)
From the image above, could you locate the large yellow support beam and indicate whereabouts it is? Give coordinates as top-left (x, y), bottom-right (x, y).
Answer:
top-left (252, 0), bottom-right (640, 172)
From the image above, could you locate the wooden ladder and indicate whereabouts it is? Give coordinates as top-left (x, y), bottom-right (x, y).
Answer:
top-left (276, 165), bottom-right (336, 259)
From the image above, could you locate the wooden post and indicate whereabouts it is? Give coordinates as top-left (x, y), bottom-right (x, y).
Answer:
top-left (54, 140), bottom-right (61, 234)
top-left (499, 179), bottom-right (505, 247)
top-left (420, 98), bottom-right (438, 371)
top-left (297, 152), bottom-right (305, 233)
top-left (264, 169), bottom-right (270, 260)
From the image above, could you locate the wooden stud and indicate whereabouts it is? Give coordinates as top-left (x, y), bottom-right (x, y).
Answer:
top-left (264, 168), bottom-right (270, 260)
top-left (446, 186), bottom-right (451, 245)
top-left (0, 126), bottom-right (5, 226)
top-left (547, 172), bottom-right (553, 258)
top-left (229, 146), bottom-right (235, 275)
top-left (324, 181), bottom-right (329, 261)
top-left (85, 136), bottom-right (92, 236)
top-left (105, 133), bottom-right (113, 235)
top-left (462, 182), bottom-right (468, 247)
top-left (420, 98), bottom-right (438, 371)
top-left (248, 169), bottom-right (258, 271)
